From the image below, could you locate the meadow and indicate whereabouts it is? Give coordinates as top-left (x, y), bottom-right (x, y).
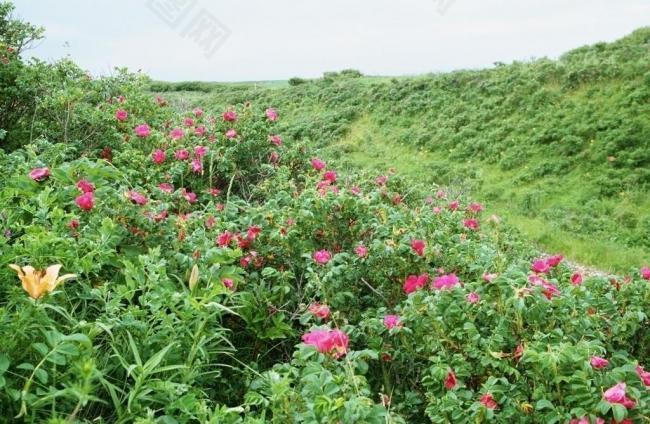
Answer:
top-left (0, 2), bottom-right (649, 422)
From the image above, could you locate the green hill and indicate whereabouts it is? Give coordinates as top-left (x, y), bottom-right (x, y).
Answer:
top-left (153, 28), bottom-right (650, 272)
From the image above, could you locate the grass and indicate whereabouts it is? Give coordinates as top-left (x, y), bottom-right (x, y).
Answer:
top-left (325, 116), bottom-right (650, 273)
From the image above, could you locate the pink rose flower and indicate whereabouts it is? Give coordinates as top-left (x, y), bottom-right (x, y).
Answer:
top-left (194, 125), bottom-right (206, 136)
top-left (152, 149), bottom-right (166, 164)
top-left (483, 272), bottom-right (497, 283)
top-left (444, 370), bottom-right (457, 390)
top-left (191, 159), bottom-right (203, 174)
top-left (323, 171), bottom-right (337, 183)
top-left (636, 365), bottom-right (650, 386)
top-left (531, 259), bottom-right (550, 274)
top-left (448, 200), bottom-right (459, 211)
top-left (76, 179), bottom-right (95, 193)
top-left (467, 202), bottom-right (483, 213)
top-left (383, 314), bottom-right (401, 330)
top-left (354, 245), bottom-right (368, 258)
top-left (302, 329), bottom-right (349, 359)
top-left (433, 273), bottom-right (460, 290)
top-left (603, 383), bottom-right (635, 409)
top-left (463, 218), bottom-right (479, 231)
top-left (217, 231), bottom-right (233, 247)
top-left (134, 124), bottom-right (151, 138)
top-left (183, 117), bottom-right (194, 127)
top-left (158, 183), bottom-right (174, 193)
top-left (313, 250), bottom-right (332, 265)
top-left (174, 149), bottom-right (190, 161)
top-left (311, 158), bottom-right (326, 171)
top-left (590, 356), bottom-right (609, 369)
top-left (29, 167), bottom-right (51, 182)
top-left (75, 192), bottom-right (95, 211)
top-left (308, 303), bottom-right (331, 319)
top-left (127, 191), bottom-right (148, 205)
top-left (269, 135), bottom-right (282, 146)
top-left (546, 254), bottom-right (564, 267)
top-left (375, 175), bottom-right (388, 186)
top-left (403, 273), bottom-right (429, 294)
top-left (466, 291), bottom-right (480, 304)
top-left (265, 108), bottom-right (278, 121)
top-left (225, 129), bottom-right (237, 139)
top-left (222, 278), bottom-right (234, 289)
top-left (169, 127), bottom-right (184, 140)
top-left (411, 239), bottom-right (426, 256)
top-left (194, 145), bottom-right (207, 158)
top-left (571, 273), bottom-right (583, 286)
top-left (222, 110), bottom-right (237, 122)
top-left (641, 266), bottom-right (650, 281)
top-left (480, 393), bottom-right (498, 409)
top-left (181, 189), bottom-right (197, 204)
top-left (193, 107), bottom-right (204, 117)
top-left (115, 109), bottom-right (128, 122)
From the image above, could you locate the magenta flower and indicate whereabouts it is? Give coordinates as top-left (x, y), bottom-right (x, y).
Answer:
top-left (448, 200), bottom-right (459, 211)
top-left (308, 303), bottom-right (331, 319)
top-left (436, 189), bottom-right (446, 199)
top-left (225, 129), bottom-right (237, 139)
top-left (383, 314), bottom-right (401, 330)
top-left (269, 134), bottom-right (282, 146)
top-left (463, 218), bottom-right (479, 231)
top-left (222, 110), bottom-right (237, 122)
top-left (152, 149), bottom-right (166, 164)
top-left (222, 278), bottom-right (234, 289)
top-left (181, 189), bottom-right (197, 204)
top-left (403, 273), bottom-right (429, 294)
top-left (531, 259), bottom-right (550, 274)
top-left (637, 365), bottom-right (650, 386)
top-left (126, 191), bottom-right (148, 206)
top-left (174, 149), bottom-right (189, 161)
top-left (546, 254), bottom-right (564, 267)
top-left (641, 266), bottom-right (650, 281)
top-left (603, 383), bottom-right (635, 409)
top-left (480, 393), bottom-right (498, 409)
top-left (466, 291), bottom-right (480, 304)
top-left (191, 159), bottom-right (203, 174)
top-left (247, 225), bottom-right (262, 240)
top-left (571, 273), bottom-right (583, 286)
top-left (311, 158), bottom-right (326, 171)
top-left (194, 145), bottom-right (208, 158)
top-left (134, 124), bottom-right (151, 138)
top-left (29, 167), bottom-right (51, 182)
top-left (265, 108), bottom-right (278, 121)
top-left (183, 117), bottom-right (194, 127)
top-left (433, 206), bottom-right (442, 215)
top-left (411, 239), bottom-right (426, 256)
top-left (444, 370), bottom-right (457, 390)
top-left (194, 125), bottom-right (206, 136)
top-left (76, 179), bottom-right (95, 193)
top-left (115, 109), bottom-right (128, 122)
top-left (375, 175), bottom-right (388, 186)
top-left (433, 273), bottom-right (460, 290)
top-left (193, 107), bottom-right (204, 117)
top-left (169, 127), bottom-right (184, 140)
top-left (313, 250), bottom-right (332, 265)
top-left (217, 231), bottom-right (233, 247)
top-left (355, 245), bottom-right (368, 258)
top-left (323, 171), bottom-right (337, 183)
top-left (158, 183), bottom-right (174, 193)
top-left (590, 356), bottom-right (609, 369)
top-left (467, 202), bottom-right (483, 213)
top-left (483, 272), bottom-right (497, 283)
top-left (75, 192), bottom-right (95, 211)
top-left (302, 329), bottom-right (349, 359)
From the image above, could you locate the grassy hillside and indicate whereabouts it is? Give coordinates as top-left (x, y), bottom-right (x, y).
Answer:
top-left (154, 28), bottom-right (650, 272)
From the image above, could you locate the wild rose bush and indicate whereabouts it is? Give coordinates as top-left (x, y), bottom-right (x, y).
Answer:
top-left (0, 72), bottom-right (649, 423)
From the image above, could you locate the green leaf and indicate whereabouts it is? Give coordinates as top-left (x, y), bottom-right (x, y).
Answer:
top-left (535, 399), bottom-right (554, 411)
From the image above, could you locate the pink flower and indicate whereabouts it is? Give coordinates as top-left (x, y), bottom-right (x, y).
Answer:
top-left (383, 314), bottom-right (401, 330)
top-left (546, 254), bottom-right (564, 267)
top-left (269, 151), bottom-right (279, 163)
top-left (193, 107), bottom-right (204, 117)
top-left (480, 393), bottom-right (498, 409)
top-left (350, 186), bottom-right (361, 196)
top-left (444, 371), bottom-right (457, 390)
top-left (531, 259), bottom-right (550, 274)
top-left (308, 303), bottom-right (331, 319)
top-left (570, 418), bottom-right (590, 424)
top-left (194, 125), bottom-right (206, 136)
top-left (433, 273), bottom-right (460, 290)
top-left (323, 171), bottom-right (337, 183)
top-left (590, 356), bottom-right (609, 369)
top-left (403, 273), bottom-right (429, 294)
top-left (194, 145), bottom-right (208, 158)
top-left (269, 135), bottom-right (282, 146)
top-left (225, 129), bottom-right (237, 139)
top-left (603, 383), bottom-right (635, 409)
top-left (75, 192), bottom-right (95, 211)
top-left (152, 149), bottom-right (166, 164)
top-left (29, 167), bottom-right (51, 182)
top-left (436, 190), bottom-right (446, 199)
top-left (76, 179), bottom-right (95, 193)
top-left (115, 109), bottom-right (128, 122)
top-left (265, 108), bottom-right (278, 121)
top-left (355, 245), bottom-right (368, 258)
top-left (182, 189), bottom-right (197, 204)
top-left (311, 158), bottom-right (326, 171)
top-left (222, 278), bottom-right (234, 289)
top-left (208, 188), bottom-right (221, 197)
top-left (641, 266), bottom-right (650, 281)
top-left (191, 159), bottom-right (203, 174)
top-left (302, 329), bottom-right (349, 359)
top-left (466, 291), bottom-right (480, 304)
top-left (637, 365), bottom-right (650, 386)
top-left (375, 175), bottom-right (388, 186)
top-left (433, 206), bottom-right (442, 215)
top-left (134, 124), bottom-right (151, 138)
top-left (127, 191), bottom-right (148, 205)
top-left (169, 127), bottom-right (184, 140)
top-left (467, 202), bottom-right (483, 213)
top-left (483, 272), bottom-right (497, 283)
top-left (158, 183), bottom-right (174, 193)
top-left (411, 239), bottom-right (426, 256)
top-left (313, 250), bottom-right (332, 265)
top-left (463, 218), bottom-right (479, 231)
top-left (571, 273), bottom-right (583, 286)
top-left (222, 110), bottom-right (237, 122)
top-left (217, 231), bottom-right (233, 247)
top-left (174, 149), bottom-right (189, 160)
top-left (183, 117), bottom-right (194, 127)
top-left (247, 225), bottom-right (262, 240)
top-left (448, 200), bottom-right (459, 211)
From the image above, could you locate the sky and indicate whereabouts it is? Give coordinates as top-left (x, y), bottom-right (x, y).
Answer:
top-left (11, 0), bottom-right (650, 82)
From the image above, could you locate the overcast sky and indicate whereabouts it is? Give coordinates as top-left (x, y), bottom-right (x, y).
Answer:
top-left (11, 0), bottom-right (650, 82)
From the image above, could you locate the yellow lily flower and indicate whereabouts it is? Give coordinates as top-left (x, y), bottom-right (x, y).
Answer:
top-left (8, 264), bottom-right (77, 299)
